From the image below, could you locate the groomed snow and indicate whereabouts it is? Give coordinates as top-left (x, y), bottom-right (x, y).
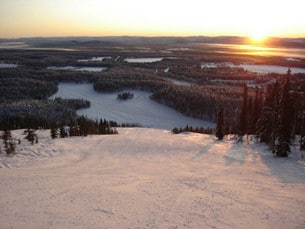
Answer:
top-left (0, 128), bottom-right (304, 228)
top-left (50, 83), bottom-right (214, 129)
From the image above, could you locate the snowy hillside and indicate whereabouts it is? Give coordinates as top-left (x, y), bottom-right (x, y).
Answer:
top-left (1, 128), bottom-right (305, 228)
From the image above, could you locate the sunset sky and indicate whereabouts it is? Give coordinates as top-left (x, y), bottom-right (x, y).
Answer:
top-left (1, 0), bottom-right (305, 38)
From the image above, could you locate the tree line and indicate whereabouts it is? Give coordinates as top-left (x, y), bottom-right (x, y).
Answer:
top-left (0, 77), bottom-right (57, 102)
top-left (0, 99), bottom-right (90, 129)
top-left (50, 116), bottom-right (119, 138)
top-left (151, 84), bottom-right (243, 123)
top-left (0, 117), bottom-right (120, 155)
top-left (216, 70), bottom-right (305, 156)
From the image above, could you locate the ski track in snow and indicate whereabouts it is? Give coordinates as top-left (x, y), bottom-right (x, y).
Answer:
top-left (0, 128), bottom-right (305, 228)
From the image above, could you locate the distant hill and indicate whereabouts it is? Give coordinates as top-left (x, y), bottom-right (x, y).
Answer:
top-left (1, 36), bottom-right (305, 48)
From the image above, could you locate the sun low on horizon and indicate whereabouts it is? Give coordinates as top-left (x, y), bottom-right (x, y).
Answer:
top-left (248, 28), bottom-right (269, 45)
top-left (0, 0), bottom-right (304, 39)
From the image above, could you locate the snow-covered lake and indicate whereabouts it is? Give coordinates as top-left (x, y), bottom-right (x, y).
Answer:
top-left (165, 78), bottom-right (193, 86)
top-left (50, 83), bottom-right (214, 129)
top-left (77, 57), bottom-right (111, 62)
top-left (239, 64), bottom-right (305, 74)
top-left (201, 43), bottom-right (305, 59)
top-left (201, 62), bottom-right (305, 74)
top-left (124, 57), bottom-right (163, 63)
top-left (47, 66), bottom-right (107, 72)
top-left (0, 63), bottom-right (18, 68)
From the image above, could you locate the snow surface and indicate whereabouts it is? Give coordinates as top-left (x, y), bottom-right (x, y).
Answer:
top-left (50, 83), bottom-right (213, 129)
top-left (1, 128), bottom-right (305, 228)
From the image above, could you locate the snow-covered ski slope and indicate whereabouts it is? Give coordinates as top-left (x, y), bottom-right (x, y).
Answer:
top-left (1, 128), bottom-right (305, 228)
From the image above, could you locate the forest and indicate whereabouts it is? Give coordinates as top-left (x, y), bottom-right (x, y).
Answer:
top-left (215, 72), bottom-right (305, 156)
top-left (0, 41), bottom-right (305, 157)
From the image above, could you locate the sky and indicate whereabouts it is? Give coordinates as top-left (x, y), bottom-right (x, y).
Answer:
top-left (0, 0), bottom-right (305, 38)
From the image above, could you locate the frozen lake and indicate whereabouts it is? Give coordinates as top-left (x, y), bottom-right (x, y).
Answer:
top-left (47, 66), bottom-right (107, 72)
top-left (50, 83), bottom-right (214, 130)
top-left (239, 64), bottom-right (305, 74)
top-left (124, 57), bottom-right (163, 63)
top-left (77, 57), bottom-right (111, 62)
top-left (201, 43), bottom-right (305, 59)
top-left (0, 63), bottom-right (18, 68)
top-left (201, 62), bottom-right (305, 74)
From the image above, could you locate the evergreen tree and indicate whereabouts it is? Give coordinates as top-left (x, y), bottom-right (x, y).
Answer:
top-left (256, 82), bottom-right (280, 149)
top-left (216, 107), bottom-right (224, 140)
top-left (60, 127), bottom-right (66, 138)
top-left (238, 85), bottom-right (248, 138)
top-left (301, 125), bottom-right (305, 151)
top-left (2, 130), bottom-right (16, 154)
top-left (247, 96), bottom-right (254, 134)
top-left (2, 130), bottom-right (12, 150)
top-left (292, 87), bottom-right (305, 151)
top-left (250, 88), bottom-right (262, 134)
top-left (77, 116), bottom-right (88, 136)
top-left (50, 128), bottom-right (58, 139)
top-left (273, 75), bottom-right (294, 157)
top-left (25, 129), bottom-right (36, 145)
top-left (300, 110), bottom-right (305, 151)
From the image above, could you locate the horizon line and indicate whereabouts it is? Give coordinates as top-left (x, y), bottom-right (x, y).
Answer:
top-left (1, 35), bottom-right (305, 40)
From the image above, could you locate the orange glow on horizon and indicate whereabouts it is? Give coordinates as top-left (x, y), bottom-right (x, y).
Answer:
top-left (0, 0), bottom-right (305, 39)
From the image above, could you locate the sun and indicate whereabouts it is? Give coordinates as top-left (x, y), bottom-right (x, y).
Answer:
top-left (249, 28), bottom-right (268, 43)
top-left (252, 32), bottom-right (266, 41)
